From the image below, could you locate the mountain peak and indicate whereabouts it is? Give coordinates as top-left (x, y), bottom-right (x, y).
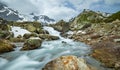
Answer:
top-left (28, 13), bottom-right (56, 24)
top-left (0, 2), bottom-right (56, 24)
top-left (0, 2), bottom-right (24, 21)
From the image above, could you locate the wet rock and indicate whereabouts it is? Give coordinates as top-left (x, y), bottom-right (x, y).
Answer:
top-left (20, 37), bottom-right (42, 50)
top-left (23, 33), bottom-right (38, 39)
top-left (17, 35), bottom-right (22, 38)
top-left (50, 20), bottom-right (69, 32)
top-left (9, 38), bottom-right (25, 42)
top-left (26, 25), bottom-right (36, 32)
top-left (43, 55), bottom-right (95, 70)
top-left (0, 39), bottom-right (14, 54)
top-left (36, 29), bottom-right (49, 34)
top-left (62, 41), bottom-right (67, 44)
top-left (39, 34), bottom-right (59, 40)
top-left (0, 30), bottom-right (14, 39)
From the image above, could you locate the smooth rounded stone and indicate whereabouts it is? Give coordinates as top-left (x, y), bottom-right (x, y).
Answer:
top-left (0, 39), bottom-right (15, 54)
top-left (36, 29), bottom-right (49, 34)
top-left (43, 55), bottom-right (95, 70)
top-left (26, 25), bottom-right (36, 32)
top-left (16, 35), bottom-right (22, 38)
top-left (9, 38), bottom-right (25, 42)
top-left (23, 33), bottom-right (38, 39)
top-left (39, 34), bottom-right (59, 40)
top-left (20, 37), bottom-right (42, 51)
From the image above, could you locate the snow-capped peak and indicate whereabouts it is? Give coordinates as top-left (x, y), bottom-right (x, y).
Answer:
top-left (0, 2), bottom-right (56, 24)
top-left (0, 2), bottom-right (24, 21)
top-left (28, 13), bottom-right (56, 24)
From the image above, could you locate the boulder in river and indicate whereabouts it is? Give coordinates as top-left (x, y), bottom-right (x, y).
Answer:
top-left (39, 34), bottom-right (59, 40)
top-left (0, 39), bottom-right (15, 54)
top-left (43, 55), bottom-right (96, 70)
top-left (9, 37), bottom-right (25, 42)
top-left (23, 33), bottom-right (38, 39)
top-left (20, 37), bottom-right (42, 50)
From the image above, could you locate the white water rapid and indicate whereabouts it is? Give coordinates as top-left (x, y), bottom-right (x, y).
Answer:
top-left (0, 26), bottom-right (112, 70)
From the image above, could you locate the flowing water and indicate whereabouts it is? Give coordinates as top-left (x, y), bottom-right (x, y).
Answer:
top-left (0, 26), bottom-right (113, 70)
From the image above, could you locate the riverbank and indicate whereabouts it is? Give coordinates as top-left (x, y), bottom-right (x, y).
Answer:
top-left (67, 20), bottom-right (120, 69)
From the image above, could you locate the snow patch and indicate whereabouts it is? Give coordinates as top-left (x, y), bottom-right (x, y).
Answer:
top-left (0, 9), bottom-right (6, 12)
top-left (11, 26), bottom-right (31, 37)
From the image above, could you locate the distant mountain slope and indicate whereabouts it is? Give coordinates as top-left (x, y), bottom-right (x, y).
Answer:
top-left (0, 2), bottom-right (55, 24)
top-left (105, 11), bottom-right (120, 22)
top-left (0, 2), bottom-right (24, 21)
top-left (69, 9), bottom-right (112, 30)
top-left (29, 13), bottom-right (55, 24)
top-left (73, 9), bottom-right (110, 24)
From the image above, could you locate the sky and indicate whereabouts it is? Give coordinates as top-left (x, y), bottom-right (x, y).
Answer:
top-left (0, 0), bottom-right (120, 21)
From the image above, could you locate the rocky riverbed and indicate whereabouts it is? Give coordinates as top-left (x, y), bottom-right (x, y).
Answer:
top-left (0, 10), bottom-right (120, 70)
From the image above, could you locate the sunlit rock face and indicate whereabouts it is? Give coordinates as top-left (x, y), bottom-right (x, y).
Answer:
top-left (43, 55), bottom-right (92, 70)
top-left (0, 39), bottom-right (15, 54)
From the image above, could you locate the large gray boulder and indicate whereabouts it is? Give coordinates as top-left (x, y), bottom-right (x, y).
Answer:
top-left (20, 37), bottom-right (42, 50)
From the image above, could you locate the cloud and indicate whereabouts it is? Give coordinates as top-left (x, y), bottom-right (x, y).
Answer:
top-left (104, 0), bottom-right (120, 5)
top-left (0, 0), bottom-right (120, 21)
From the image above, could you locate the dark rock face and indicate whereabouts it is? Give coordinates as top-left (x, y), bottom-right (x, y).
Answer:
top-left (50, 20), bottom-right (70, 33)
top-left (23, 33), bottom-right (38, 39)
top-left (0, 39), bottom-right (14, 54)
top-left (20, 38), bottom-right (42, 50)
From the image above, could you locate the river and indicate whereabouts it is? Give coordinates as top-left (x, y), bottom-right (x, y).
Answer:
top-left (0, 26), bottom-right (112, 70)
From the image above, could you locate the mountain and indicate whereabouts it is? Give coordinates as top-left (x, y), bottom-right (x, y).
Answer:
top-left (29, 13), bottom-right (55, 24)
top-left (105, 11), bottom-right (120, 22)
top-left (0, 2), bottom-right (24, 21)
top-left (70, 9), bottom-right (111, 30)
top-left (0, 2), bottom-right (55, 24)
top-left (73, 9), bottom-right (111, 24)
